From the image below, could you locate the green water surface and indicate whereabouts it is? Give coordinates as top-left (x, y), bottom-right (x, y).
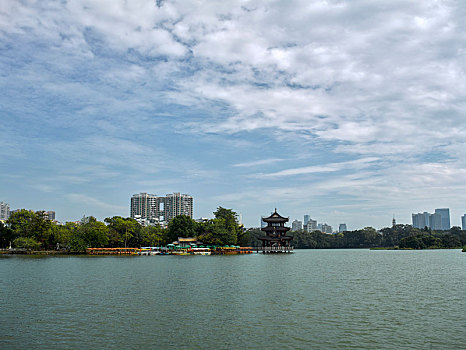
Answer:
top-left (1, 249), bottom-right (465, 349)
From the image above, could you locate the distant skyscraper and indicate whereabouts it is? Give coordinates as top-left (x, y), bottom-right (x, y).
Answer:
top-left (339, 224), bottom-right (347, 232)
top-left (164, 192), bottom-right (193, 222)
top-left (303, 215), bottom-right (310, 226)
top-left (462, 215), bottom-right (466, 230)
top-left (434, 208), bottom-right (450, 230)
top-left (392, 216), bottom-right (396, 227)
top-left (292, 220), bottom-right (303, 232)
top-left (0, 202), bottom-right (10, 220)
top-left (412, 212), bottom-right (430, 229)
top-left (429, 212), bottom-right (442, 230)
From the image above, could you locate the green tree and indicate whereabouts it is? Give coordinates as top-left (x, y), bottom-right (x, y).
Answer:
top-left (6, 210), bottom-right (52, 249)
top-left (79, 216), bottom-right (109, 248)
top-left (237, 226), bottom-right (251, 246)
top-left (141, 225), bottom-right (165, 247)
top-left (104, 216), bottom-right (141, 247)
top-left (0, 221), bottom-right (14, 248)
top-left (213, 207), bottom-right (240, 245)
top-left (166, 215), bottom-right (197, 243)
top-left (197, 219), bottom-right (227, 245)
top-left (13, 237), bottom-right (41, 250)
top-left (399, 235), bottom-right (424, 249)
top-left (51, 222), bottom-right (80, 251)
top-left (441, 234), bottom-right (461, 248)
top-left (31, 211), bottom-right (53, 248)
top-left (7, 209), bottom-right (36, 239)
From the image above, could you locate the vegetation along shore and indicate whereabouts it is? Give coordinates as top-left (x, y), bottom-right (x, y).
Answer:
top-left (1, 207), bottom-right (465, 253)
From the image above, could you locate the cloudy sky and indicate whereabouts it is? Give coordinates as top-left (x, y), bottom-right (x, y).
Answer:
top-left (1, 0), bottom-right (465, 229)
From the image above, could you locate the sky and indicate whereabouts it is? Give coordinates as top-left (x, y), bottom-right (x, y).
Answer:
top-left (1, 0), bottom-right (466, 229)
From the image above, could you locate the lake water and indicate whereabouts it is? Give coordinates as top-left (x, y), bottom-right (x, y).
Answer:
top-left (1, 249), bottom-right (465, 349)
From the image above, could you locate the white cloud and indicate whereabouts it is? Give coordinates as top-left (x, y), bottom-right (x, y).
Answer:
top-left (256, 157), bottom-right (379, 177)
top-left (1, 0), bottom-right (466, 226)
top-left (232, 158), bottom-right (286, 168)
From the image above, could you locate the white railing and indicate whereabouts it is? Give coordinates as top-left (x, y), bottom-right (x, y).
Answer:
top-left (257, 246), bottom-right (294, 253)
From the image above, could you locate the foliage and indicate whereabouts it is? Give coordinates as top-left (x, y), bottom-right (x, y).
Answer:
top-left (4, 204), bottom-right (464, 251)
top-left (213, 207), bottom-right (240, 245)
top-left (13, 237), bottom-right (41, 250)
top-left (6, 210), bottom-right (53, 249)
top-left (399, 233), bottom-right (461, 249)
top-left (286, 225), bottom-right (465, 249)
top-left (104, 216), bottom-right (141, 247)
top-left (166, 215), bottom-right (197, 243)
top-left (0, 221), bottom-right (14, 248)
top-left (79, 217), bottom-right (109, 248)
top-left (140, 225), bottom-right (164, 247)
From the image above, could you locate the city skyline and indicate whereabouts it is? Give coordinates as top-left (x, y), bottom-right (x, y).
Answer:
top-left (1, 1), bottom-right (466, 228)
top-left (3, 197), bottom-right (466, 231)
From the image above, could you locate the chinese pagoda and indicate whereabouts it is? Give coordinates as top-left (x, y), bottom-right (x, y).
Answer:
top-left (258, 209), bottom-right (293, 253)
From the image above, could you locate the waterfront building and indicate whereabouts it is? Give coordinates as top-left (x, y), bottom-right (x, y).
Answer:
top-left (462, 215), bottom-right (466, 230)
top-left (164, 192), bottom-right (193, 222)
top-left (291, 219), bottom-right (303, 232)
top-left (434, 208), bottom-right (450, 230)
top-left (0, 202), bottom-right (10, 220)
top-left (339, 224), bottom-right (347, 232)
top-left (258, 209), bottom-right (293, 253)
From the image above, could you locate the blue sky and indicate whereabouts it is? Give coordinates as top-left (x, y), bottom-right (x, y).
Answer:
top-left (1, 0), bottom-right (466, 229)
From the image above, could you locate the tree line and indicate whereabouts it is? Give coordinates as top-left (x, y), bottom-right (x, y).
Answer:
top-left (0, 207), bottom-right (248, 252)
top-left (246, 224), bottom-right (466, 249)
top-left (1, 210), bottom-right (465, 251)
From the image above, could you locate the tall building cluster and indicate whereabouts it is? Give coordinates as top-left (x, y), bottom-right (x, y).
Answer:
top-left (1, 202), bottom-right (56, 222)
top-left (412, 208), bottom-right (450, 230)
top-left (130, 192), bottom-right (193, 226)
top-left (287, 212), bottom-right (342, 234)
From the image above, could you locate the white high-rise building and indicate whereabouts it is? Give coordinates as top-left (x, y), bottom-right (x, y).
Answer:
top-left (164, 192), bottom-right (193, 222)
top-left (0, 202), bottom-right (10, 221)
top-left (130, 192), bottom-right (193, 224)
top-left (130, 193), bottom-right (161, 221)
top-left (304, 219), bottom-right (317, 232)
top-left (462, 214), bottom-right (466, 230)
top-left (412, 212), bottom-right (431, 229)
